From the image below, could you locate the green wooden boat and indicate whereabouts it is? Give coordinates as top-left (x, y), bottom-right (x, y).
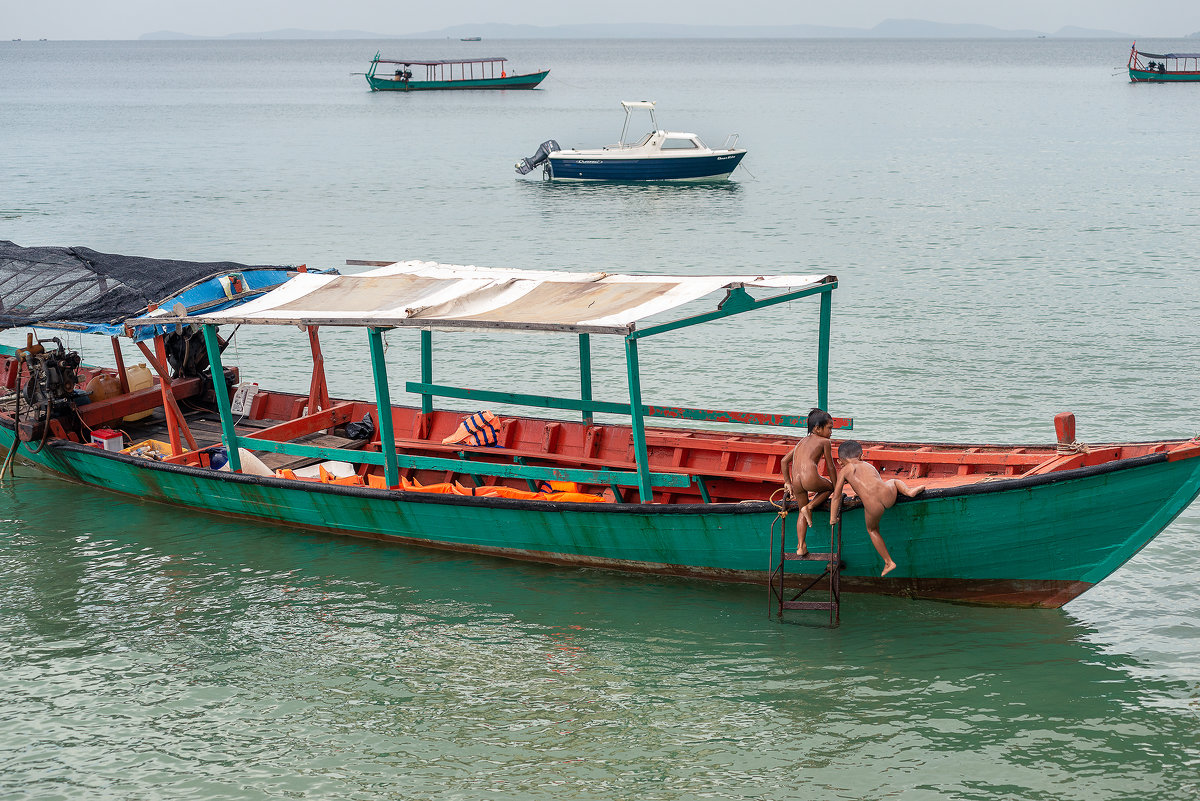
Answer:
top-left (1128, 43), bottom-right (1200, 83)
top-left (3, 249), bottom-right (1199, 609)
top-left (365, 53), bottom-right (549, 91)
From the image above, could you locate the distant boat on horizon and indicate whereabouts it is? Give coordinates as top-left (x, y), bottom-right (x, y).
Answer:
top-left (460, 36), bottom-right (482, 41)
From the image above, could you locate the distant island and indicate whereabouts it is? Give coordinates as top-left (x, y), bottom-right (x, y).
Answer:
top-left (140, 19), bottom-right (1140, 41)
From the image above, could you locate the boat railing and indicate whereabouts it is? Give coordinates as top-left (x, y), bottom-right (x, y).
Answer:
top-left (403, 380), bottom-right (852, 432)
top-left (723, 133), bottom-right (741, 150)
top-left (223, 401), bottom-right (692, 492)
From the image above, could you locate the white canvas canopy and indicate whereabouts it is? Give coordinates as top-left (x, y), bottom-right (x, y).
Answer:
top-left (151, 261), bottom-right (835, 335)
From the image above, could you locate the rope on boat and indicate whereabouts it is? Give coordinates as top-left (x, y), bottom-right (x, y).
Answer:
top-left (1056, 439), bottom-right (1091, 455)
top-left (767, 485), bottom-right (789, 574)
top-left (0, 385), bottom-right (22, 484)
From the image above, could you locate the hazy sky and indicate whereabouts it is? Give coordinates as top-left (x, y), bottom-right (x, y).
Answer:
top-left (3, 1), bottom-right (1196, 40)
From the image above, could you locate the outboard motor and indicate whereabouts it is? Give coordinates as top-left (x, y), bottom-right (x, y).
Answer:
top-left (515, 139), bottom-right (560, 175)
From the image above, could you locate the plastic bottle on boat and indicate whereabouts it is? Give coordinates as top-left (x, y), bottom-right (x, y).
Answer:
top-left (85, 373), bottom-right (121, 402)
top-left (122, 363), bottom-right (154, 422)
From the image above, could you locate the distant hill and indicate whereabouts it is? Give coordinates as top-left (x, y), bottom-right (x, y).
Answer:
top-left (141, 29), bottom-right (391, 40)
top-left (1053, 25), bottom-right (1131, 38)
top-left (140, 19), bottom-right (1139, 41)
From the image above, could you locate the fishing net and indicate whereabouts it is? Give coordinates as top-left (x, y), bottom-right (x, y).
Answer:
top-left (0, 240), bottom-right (289, 329)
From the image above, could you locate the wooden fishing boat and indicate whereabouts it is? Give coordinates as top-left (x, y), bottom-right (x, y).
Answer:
top-left (364, 53), bottom-right (549, 92)
top-left (516, 101), bottom-right (747, 181)
top-left (3, 247), bottom-right (1199, 609)
top-left (1128, 43), bottom-right (1200, 82)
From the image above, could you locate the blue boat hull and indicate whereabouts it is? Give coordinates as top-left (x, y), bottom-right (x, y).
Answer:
top-left (547, 152), bottom-right (746, 181)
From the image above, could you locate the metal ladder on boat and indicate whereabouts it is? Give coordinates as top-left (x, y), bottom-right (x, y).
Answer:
top-left (769, 502), bottom-right (842, 627)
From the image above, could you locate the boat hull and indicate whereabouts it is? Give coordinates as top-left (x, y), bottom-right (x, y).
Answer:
top-left (547, 151), bottom-right (746, 181)
top-left (367, 70), bottom-right (549, 91)
top-left (1128, 67), bottom-right (1200, 82)
top-left (4, 423), bottom-right (1197, 608)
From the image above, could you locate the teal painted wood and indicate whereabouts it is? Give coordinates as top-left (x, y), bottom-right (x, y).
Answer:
top-left (366, 71), bottom-right (549, 91)
top-left (818, 290), bottom-right (831, 412)
top-left (420, 330), bottom-right (433, 416)
top-left (202, 324), bottom-right (241, 472)
top-left (1129, 68), bottom-right (1200, 82)
top-left (579, 333), bottom-right (593, 425)
top-left (4, 424), bottom-right (1199, 606)
top-left (629, 281), bottom-right (835, 340)
top-left (624, 336), bottom-right (653, 502)
top-left (368, 327), bottom-right (400, 488)
top-left (404, 381), bottom-right (851, 429)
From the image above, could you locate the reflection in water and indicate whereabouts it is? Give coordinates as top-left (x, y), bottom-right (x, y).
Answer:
top-left (522, 178), bottom-right (745, 193)
top-left (1, 476), bottom-right (1196, 800)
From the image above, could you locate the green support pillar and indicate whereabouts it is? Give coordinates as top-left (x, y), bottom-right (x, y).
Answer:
top-left (817, 288), bottom-right (831, 412)
top-left (579, 333), bottom-right (593, 425)
top-left (624, 336), bottom-right (653, 503)
top-left (201, 324), bottom-right (241, 473)
top-left (420, 329), bottom-right (433, 416)
top-left (368, 327), bottom-right (400, 489)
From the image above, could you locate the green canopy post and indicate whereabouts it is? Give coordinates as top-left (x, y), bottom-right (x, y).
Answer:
top-left (201, 324), bottom-right (241, 473)
top-left (624, 336), bottom-right (653, 503)
top-left (420, 329), bottom-right (433, 415)
top-left (817, 288), bottom-right (832, 412)
top-left (579, 333), bottom-right (593, 425)
top-left (368, 327), bottom-right (400, 488)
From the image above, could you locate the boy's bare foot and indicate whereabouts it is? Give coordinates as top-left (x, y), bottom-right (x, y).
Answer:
top-left (799, 505), bottom-right (813, 526)
top-left (881, 560), bottom-right (897, 577)
top-left (795, 548), bottom-right (809, 557)
top-left (903, 485), bottom-right (925, 498)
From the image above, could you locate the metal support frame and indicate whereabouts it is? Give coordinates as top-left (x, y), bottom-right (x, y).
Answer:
top-left (368, 327), bottom-right (400, 489)
top-left (201, 324), bottom-right (241, 473)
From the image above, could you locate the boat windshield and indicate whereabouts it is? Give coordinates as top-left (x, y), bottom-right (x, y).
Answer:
top-left (661, 137), bottom-right (700, 150)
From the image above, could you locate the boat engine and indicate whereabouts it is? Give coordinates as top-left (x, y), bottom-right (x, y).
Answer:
top-left (15, 336), bottom-right (82, 443)
top-left (515, 139), bottom-right (560, 175)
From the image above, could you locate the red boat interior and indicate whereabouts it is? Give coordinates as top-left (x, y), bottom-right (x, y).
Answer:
top-left (5, 352), bottom-right (1198, 505)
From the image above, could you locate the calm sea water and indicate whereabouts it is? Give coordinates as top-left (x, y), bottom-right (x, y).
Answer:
top-left (1, 38), bottom-right (1199, 799)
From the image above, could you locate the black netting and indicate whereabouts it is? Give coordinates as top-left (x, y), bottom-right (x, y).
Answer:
top-left (0, 240), bottom-right (290, 328)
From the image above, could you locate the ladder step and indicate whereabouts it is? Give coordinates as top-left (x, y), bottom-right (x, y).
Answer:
top-left (782, 552), bottom-right (837, 562)
top-left (783, 601), bottom-right (835, 610)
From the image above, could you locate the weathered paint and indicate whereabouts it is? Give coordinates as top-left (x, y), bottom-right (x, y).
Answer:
top-left (4, 422), bottom-right (1199, 608)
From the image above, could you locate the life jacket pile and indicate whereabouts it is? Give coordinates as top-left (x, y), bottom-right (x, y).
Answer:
top-left (274, 467), bottom-right (608, 503)
top-left (441, 410), bottom-right (500, 447)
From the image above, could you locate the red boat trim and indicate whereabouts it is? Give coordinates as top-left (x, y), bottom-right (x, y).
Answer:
top-left (33, 436), bottom-right (1183, 515)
